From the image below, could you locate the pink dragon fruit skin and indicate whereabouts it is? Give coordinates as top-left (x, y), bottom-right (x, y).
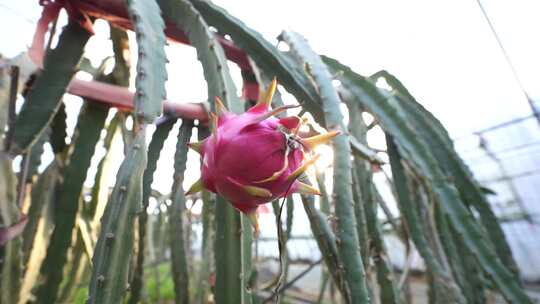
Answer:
top-left (186, 79), bottom-right (338, 231)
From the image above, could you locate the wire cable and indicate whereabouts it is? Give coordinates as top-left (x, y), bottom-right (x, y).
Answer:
top-left (461, 140), bottom-right (540, 162)
top-left (0, 3), bottom-right (37, 24)
top-left (475, 0), bottom-right (540, 125)
top-left (453, 113), bottom-right (537, 141)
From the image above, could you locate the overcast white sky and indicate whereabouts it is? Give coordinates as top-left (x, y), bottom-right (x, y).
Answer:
top-left (217, 0), bottom-right (540, 135)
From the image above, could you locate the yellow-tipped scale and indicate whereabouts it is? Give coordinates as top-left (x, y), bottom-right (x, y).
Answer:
top-left (185, 178), bottom-right (204, 195)
top-left (247, 211), bottom-right (260, 235)
top-left (254, 150), bottom-right (289, 183)
top-left (295, 181), bottom-right (321, 195)
top-left (302, 130), bottom-right (341, 150)
top-left (279, 116), bottom-right (302, 133)
top-left (209, 112), bottom-right (219, 147)
top-left (257, 77), bottom-right (277, 108)
top-left (210, 113), bottom-right (219, 134)
top-left (287, 154), bottom-right (321, 182)
top-left (214, 96), bottom-right (228, 116)
top-left (249, 104), bottom-right (299, 125)
top-left (242, 184), bottom-right (273, 198)
top-left (188, 141), bottom-right (202, 154)
top-left (293, 116), bottom-right (309, 136)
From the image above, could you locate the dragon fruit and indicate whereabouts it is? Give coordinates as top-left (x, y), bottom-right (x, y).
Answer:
top-left (186, 79), bottom-right (338, 231)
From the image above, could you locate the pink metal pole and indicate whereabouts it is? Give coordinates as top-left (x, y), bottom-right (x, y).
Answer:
top-left (67, 78), bottom-right (209, 121)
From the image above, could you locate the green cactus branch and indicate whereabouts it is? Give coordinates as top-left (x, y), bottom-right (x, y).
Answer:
top-left (324, 55), bottom-right (531, 303)
top-left (128, 116), bottom-right (177, 304)
top-left (370, 71), bottom-right (453, 147)
top-left (353, 137), bottom-right (399, 303)
top-left (49, 103), bottom-right (67, 155)
top-left (169, 119), bottom-right (194, 304)
top-left (35, 102), bottom-right (108, 304)
top-left (87, 114), bottom-right (122, 219)
top-left (18, 162), bottom-right (58, 304)
top-left (89, 1), bottom-right (167, 300)
top-left (57, 232), bottom-right (89, 303)
top-left (189, 0), bottom-right (325, 124)
top-left (159, 2), bottom-right (253, 303)
top-left (314, 170), bottom-right (330, 216)
top-left (10, 21), bottom-right (91, 154)
top-left (25, 132), bottom-right (47, 183)
top-left (0, 154), bottom-right (21, 304)
top-left (300, 194), bottom-right (350, 301)
top-left (364, 191), bottom-right (400, 304)
top-left (387, 134), bottom-right (465, 303)
top-left (159, 0), bottom-right (243, 113)
top-left (126, 0), bottom-right (167, 123)
top-left (281, 31), bottom-right (369, 304)
top-left (214, 199), bottom-right (246, 304)
top-left (434, 200), bottom-right (482, 303)
top-left (88, 131), bottom-right (148, 303)
top-left (346, 101), bottom-right (373, 270)
top-left (21, 161), bottom-right (59, 265)
top-left (195, 126), bottom-right (214, 304)
top-left (374, 70), bottom-right (519, 277)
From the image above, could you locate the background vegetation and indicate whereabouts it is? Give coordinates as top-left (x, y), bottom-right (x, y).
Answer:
top-left (0, 0), bottom-right (532, 303)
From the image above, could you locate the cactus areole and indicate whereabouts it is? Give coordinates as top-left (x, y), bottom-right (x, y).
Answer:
top-left (187, 80), bottom-right (338, 231)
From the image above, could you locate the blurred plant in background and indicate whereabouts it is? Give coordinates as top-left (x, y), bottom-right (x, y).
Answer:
top-left (0, 0), bottom-right (533, 303)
